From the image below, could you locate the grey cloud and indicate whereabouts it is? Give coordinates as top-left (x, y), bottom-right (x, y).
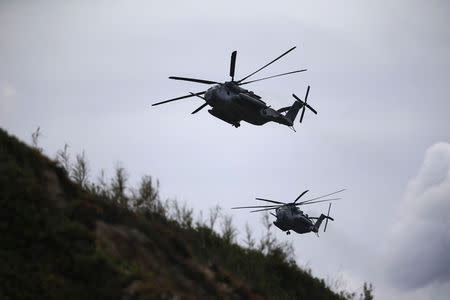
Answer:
top-left (382, 142), bottom-right (450, 289)
top-left (0, 80), bottom-right (16, 114)
top-left (1, 1), bottom-right (450, 299)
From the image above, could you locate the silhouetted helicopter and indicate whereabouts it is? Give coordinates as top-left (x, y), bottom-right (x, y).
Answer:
top-left (152, 47), bottom-right (317, 130)
top-left (232, 189), bottom-right (345, 235)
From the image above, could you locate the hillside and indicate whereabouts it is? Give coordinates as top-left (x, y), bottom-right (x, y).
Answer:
top-left (0, 128), bottom-right (351, 300)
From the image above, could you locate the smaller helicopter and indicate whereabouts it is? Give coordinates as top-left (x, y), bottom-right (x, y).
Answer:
top-left (232, 189), bottom-right (345, 236)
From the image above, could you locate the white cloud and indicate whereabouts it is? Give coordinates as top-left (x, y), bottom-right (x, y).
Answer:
top-left (382, 142), bottom-right (450, 292)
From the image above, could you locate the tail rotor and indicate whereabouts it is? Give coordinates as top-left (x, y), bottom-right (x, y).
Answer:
top-left (324, 203), bottom-right (332, 232)
top-left (292, 86), bottom-right (317, 123)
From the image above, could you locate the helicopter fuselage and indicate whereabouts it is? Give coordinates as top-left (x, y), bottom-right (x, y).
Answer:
top-left (152, 47), bottom-right (314, 128)
top-left (204, 82), bottom-right (293, 128)
top-left (232, 190), bottom-right (340, 236)
top-left (273, 206), bottom-right (316, 234)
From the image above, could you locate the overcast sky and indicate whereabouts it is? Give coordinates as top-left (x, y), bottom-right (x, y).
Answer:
top-left (1, 1), bottom-right (449, 299)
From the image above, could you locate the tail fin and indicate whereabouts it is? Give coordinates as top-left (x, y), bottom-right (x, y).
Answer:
top-left (285, 100), bottom-right (303, 123)
top-left (312, 214), bottom-right (334, 233)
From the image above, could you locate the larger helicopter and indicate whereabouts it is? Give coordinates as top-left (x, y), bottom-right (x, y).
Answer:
top-left (232, 189), bottom-right (345, 236)
top-left (152, 47), bottom-right (317, 130)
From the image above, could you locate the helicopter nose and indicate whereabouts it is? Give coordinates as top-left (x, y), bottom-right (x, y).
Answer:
top-left (204, 89), bottom-right (214, 102)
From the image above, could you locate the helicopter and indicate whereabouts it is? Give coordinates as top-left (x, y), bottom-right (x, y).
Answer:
top-left (232, 189), bottom-right (345, 236)
top-left (152, 47), bottom-right (317, 131)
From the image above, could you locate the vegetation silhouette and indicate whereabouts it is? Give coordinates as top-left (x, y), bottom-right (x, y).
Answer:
top-left (0, 128), bottom-right (373, 299)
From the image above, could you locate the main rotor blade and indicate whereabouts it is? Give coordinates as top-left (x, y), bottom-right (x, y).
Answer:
top-left (294, 190), bottom-right (309, 203)
top-left (189, 92), bottom-right (206, 100)
top-left (152, 91), bottom-right (206, 106)
top-left (239, 69), bottom-right (307, 85)
top-left (297, 189), bottom-right (346, 205)
top-left (232, 205), bottom-right (280, 209)
top-left (191, 103), bottom-right (208, 114)
top-left (230, 51), bottom-right (237, 81)
top-left (255, 197), bottom-right (286, 205)
top-left (295, 198), bottom-right (341, 206)
top-left (169, 76), bottom-right (220, 85)
top-left (237, 46), bottom-right (297, 83)
top-left (250, 207), bottom-right (280, 213)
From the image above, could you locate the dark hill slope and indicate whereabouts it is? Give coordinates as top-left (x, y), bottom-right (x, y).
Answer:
top-left (0, 128), bottom-right (347, 300)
